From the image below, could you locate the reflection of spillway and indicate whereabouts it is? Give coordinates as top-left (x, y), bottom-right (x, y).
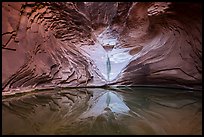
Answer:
top-left (80, 91), bottom-right (130, 118)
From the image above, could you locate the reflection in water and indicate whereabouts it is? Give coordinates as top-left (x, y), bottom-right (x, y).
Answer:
top-left (2, 87), bottom-right (202, 135)
top-left (80, 91), bottom-right (131, 119)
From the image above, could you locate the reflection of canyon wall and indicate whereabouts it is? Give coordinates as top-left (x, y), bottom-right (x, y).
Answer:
top-left (2, 2), bottom-right (202, 91)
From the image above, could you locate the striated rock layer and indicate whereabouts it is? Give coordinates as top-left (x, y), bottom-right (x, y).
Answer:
top-left (2, 2), bottom-right (202, 91)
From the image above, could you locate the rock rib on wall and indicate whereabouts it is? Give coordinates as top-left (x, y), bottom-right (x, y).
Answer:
top-left (112, 2), bottom-right (202, 90)
top-left (2, 2), bottom-right (202, 91)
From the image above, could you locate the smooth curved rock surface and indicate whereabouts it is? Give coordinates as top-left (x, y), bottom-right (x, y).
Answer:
top-left (2, 2), bottom-right (202, 91)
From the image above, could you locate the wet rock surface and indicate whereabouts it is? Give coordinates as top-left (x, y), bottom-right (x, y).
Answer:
top-left (2, 2), bottom-right (202, 91)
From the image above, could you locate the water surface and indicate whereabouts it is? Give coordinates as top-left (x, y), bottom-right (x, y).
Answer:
top-left (2, 87), bottom-right (202, 135)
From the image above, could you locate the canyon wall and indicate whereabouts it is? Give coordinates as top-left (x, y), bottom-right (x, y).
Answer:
top-left (2, 2), bottom-right (202, 91)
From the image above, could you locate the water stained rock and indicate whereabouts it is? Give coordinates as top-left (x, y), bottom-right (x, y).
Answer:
top-left (1, 2), bottom-right (202, 135)
top-left (2, 2), bottom-right (202, 91)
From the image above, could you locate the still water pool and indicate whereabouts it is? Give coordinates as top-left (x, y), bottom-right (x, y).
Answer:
top-left (2, 87), bottom-right (202, 135)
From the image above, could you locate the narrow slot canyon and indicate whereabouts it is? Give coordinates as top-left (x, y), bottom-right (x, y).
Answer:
top-left (2, 2), bottom-right (202, 135)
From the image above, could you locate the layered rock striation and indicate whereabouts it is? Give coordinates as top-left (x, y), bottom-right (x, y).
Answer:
top-left (2, 2), bottom-right (202, 91)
